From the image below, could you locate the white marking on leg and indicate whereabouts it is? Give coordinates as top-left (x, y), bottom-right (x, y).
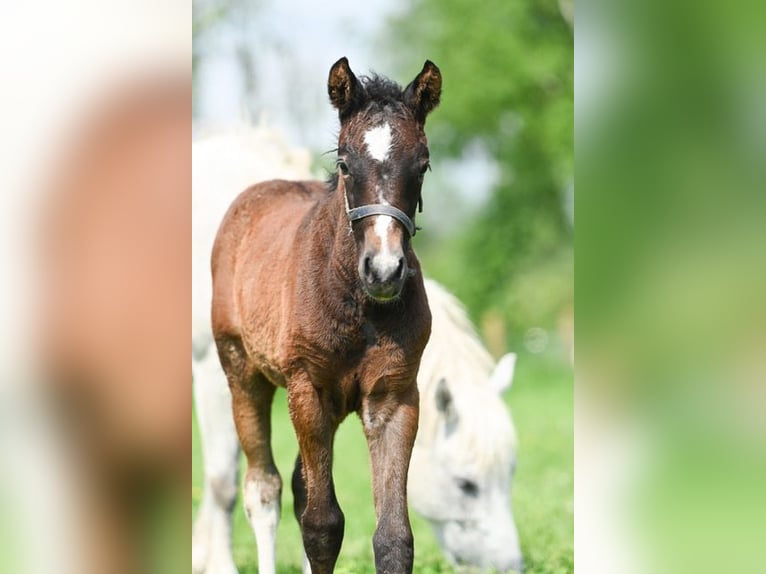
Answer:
top-left (364, 123), bottom-right (392, 161)
top-left (244, 480), bottom-right (281, 574)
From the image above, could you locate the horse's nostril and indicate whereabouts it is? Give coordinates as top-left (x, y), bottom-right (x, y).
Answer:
top-left (395, 257), bottom-right (405, 279)
top-left (363, 255), bottom-right (372, 277)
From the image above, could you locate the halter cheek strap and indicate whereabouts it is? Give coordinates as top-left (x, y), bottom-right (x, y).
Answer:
top-left (346, 204), bottom-right (418, 237)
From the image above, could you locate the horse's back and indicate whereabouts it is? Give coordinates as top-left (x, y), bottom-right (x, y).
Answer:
top-left (192, 128), bottom-right (312, 354)
top-left (213, 179), bottom-right (323, 277)
top-left (211, 179), bottom-right (324, 350)
top-left (215, 179), bottom-right (322, 250)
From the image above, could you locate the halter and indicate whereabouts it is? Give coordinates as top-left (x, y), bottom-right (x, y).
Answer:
top-left (347, 204), bottom-right (418, 237)
top-left (339, 165), bottom-right (422, 237)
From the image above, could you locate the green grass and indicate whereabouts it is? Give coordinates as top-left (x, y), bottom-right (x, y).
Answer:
top-left (192, 351), bottom-right (572, 573)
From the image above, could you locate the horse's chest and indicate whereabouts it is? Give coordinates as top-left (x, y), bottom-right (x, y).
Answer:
top-left (294, 320), bottom-right (418, 388)
top-left (289, 323), bottom-right (369, 377)
top-left (281, 293), bottom-right (429, 403)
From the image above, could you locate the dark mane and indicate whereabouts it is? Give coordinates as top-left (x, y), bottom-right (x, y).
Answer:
top-left (359, 74), bottom-right (408, 115)
top-left (360, 74), bottom-right (405, 103)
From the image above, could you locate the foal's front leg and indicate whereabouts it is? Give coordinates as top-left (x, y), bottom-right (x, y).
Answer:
top-left (362, 383), bottom-right (419, 574)
top-left (287, 378), bottom-right (345, 574)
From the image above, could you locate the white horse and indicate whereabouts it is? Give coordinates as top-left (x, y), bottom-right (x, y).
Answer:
top-left (410, 279), bottom-right (521, 571)
top-left (192, 127), bottom-right (522, 573)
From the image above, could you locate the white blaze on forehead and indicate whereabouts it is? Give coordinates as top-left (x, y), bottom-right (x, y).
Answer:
top-left (364, 123), bottom-right (392, 162)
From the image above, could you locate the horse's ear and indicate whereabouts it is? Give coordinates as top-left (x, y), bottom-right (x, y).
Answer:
top-left (489, 353), bottom-right (517, 394)
top-left (328, 57), bottom-right (363, 119)
top-left (435, 377), bottom-right (457, 424)
top-left (404, 60), bottom-right (442, 124)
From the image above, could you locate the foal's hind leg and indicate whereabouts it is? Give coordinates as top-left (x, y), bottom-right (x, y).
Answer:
top-left (231, 376), bottom-right (282, 574)
top-left (362, 384), bottom-right (420, 574)
top-left (219, 337), bottom-right (282, 574)
top-left (287, 378), bottom-right (344, 574)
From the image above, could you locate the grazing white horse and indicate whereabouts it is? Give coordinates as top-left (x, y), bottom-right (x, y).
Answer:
top-left (192, 127), bottom-right (522, 573)
top-left (410, 279), bottom-right (522, 572)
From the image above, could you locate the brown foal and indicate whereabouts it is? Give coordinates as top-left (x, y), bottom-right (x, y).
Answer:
top-left (210, 57), bottom-right (441, 573)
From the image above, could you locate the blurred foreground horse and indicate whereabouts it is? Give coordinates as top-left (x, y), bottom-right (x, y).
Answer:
top-left (193, 65), bottom-right (521, 574)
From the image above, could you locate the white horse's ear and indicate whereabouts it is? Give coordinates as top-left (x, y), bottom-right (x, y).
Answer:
top-left (435, 377), bottom-right (457, 424)
top-left (489, 353), bottom-right (517, 394)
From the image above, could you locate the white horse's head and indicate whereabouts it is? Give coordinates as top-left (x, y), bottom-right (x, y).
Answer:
top-left (409, 280), bottom-right (523, 572)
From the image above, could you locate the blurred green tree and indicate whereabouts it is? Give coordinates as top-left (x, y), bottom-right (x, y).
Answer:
top-left (387, 0), bottom-right (573, 352)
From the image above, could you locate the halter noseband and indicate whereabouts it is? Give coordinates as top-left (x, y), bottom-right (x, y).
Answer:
top-left (346, 204), bottom-right (418, 237)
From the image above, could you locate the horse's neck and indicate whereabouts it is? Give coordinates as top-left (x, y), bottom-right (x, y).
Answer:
top-left (302, 186), bottom-right (364, 311)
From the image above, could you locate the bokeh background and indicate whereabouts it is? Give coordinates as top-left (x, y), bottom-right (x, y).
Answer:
top-left (0, 3), bottom-right (189, 574)
top-left (5, 1), bottom-right (761, 573)
top-left (576, 0), bottom-right (766, 572)
top-left (193, 0), bottom-right (573, 572)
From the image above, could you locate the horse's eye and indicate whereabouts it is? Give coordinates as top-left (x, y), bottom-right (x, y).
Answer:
top-left (336, 160), bottom-right (350, 176)
top-left (456, 478), bottom-right (479, 497)
top-left (419, 162), bottom-right (431, 177)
